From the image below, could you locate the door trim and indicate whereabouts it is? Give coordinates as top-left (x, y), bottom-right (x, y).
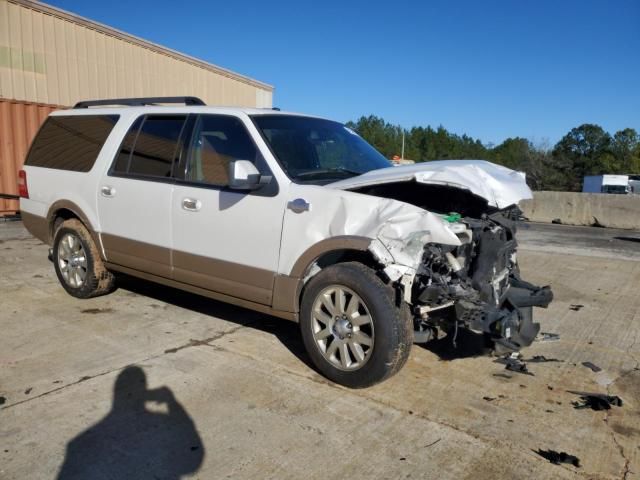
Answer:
top-left (173, 250), bottom-right (274, 305)
top-left (101, 233), bottom-right (171, 279)
top-left (104, 262), bottom-right (296, 322)
top-left (101, 233), bottom-right (275, 306)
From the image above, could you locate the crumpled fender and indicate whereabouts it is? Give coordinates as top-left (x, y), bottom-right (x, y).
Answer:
top-left (324, 196), bottom-right (461, 271)
top-left (279, 185), bottom-right (461, 282)
top-left (369, 208), bottom-right (460, 270)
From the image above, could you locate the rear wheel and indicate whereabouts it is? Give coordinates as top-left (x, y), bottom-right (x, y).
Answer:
top-left (300, 262), bottom-right (413, 388)
top-left (53, 219), bottom-right (116, 298)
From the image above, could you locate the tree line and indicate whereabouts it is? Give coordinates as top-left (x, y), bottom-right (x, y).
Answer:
top-left (345, 116), bottom-right (640, 191)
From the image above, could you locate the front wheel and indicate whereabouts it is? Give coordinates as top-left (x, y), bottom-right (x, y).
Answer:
top-left (300, 262), bottom-right (413, 388)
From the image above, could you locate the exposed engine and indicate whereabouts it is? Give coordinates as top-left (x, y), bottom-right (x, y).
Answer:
top-left (412, 208), bottom-right (553, 352)
top-left (348, 180), bottom-right (554, 352)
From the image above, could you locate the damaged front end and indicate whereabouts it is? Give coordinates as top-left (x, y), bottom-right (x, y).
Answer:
top-left (330, 160), bottom-right (553, 353)
top-left (411, 208), bottom-right (553, 353)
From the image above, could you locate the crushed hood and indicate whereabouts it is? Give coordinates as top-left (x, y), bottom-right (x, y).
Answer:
top-left (328, 160), bottom-right (532, 209)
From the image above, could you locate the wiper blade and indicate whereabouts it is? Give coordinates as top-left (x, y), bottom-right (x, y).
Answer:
top-left (295, 167), bottom-right (363, 178)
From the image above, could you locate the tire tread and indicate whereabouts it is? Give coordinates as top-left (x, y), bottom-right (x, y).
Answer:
top-left (300, 261), bottom-right (413, 388)
top-left (53, 219), bottom-right (116, 298)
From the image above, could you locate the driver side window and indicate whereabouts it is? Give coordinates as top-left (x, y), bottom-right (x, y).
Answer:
top-left (186, 115), bottom-right (260, 187)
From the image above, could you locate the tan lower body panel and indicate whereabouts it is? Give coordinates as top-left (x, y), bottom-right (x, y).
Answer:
top-left (101, 233), bottom-right (172, 279)
top-left (29, 219), bottom-right (368, 318)
top-left (101, 233), bottom-right (285, 311)
top-left (21, 211), bottom-right (49, 244)
top-left (173, 251), bottom-right (273, 305)
top-left (272, 274), bottom-right (301, 313)
top-left (46, 199), bottom-right (103, 250)
top-left (104, 262), bottom-right (297, 322)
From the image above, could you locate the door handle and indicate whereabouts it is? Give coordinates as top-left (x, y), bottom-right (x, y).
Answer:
top-left (287, 198), bottom-right (310, 214)
top-left (182, 198), bottom-right (201, 212)
top-left (101, 186), bottom-right (115, 197)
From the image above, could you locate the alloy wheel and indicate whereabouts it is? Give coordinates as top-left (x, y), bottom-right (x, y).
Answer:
top-left (311, 285), bottom-right (375, 371)
top-left (57, 233), bottom-right (87, 288)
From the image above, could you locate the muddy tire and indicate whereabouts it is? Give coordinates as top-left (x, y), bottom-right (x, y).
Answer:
top-left (52, 218), bottom-right (116, 298)
top-left (300, 262), bottom-right (413, 388)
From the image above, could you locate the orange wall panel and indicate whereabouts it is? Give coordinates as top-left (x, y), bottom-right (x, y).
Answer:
top-left (0, 99), bottom-right (62, 213)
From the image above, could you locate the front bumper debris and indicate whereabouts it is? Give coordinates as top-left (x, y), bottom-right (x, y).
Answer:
top-left (411, 208), bottom-right (553, 352)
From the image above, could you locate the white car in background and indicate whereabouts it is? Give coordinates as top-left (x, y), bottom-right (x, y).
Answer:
top-left (19, 96), bottom-right (552, 388)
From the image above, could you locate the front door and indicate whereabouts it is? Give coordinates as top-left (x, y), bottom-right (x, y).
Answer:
top-left (98, 114), bottom-right (187, 278)
top-left (171, 114), bottom-right (286, 305)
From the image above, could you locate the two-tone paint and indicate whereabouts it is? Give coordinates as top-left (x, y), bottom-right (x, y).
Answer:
top-left (20, 106), bottom-right (534, 322)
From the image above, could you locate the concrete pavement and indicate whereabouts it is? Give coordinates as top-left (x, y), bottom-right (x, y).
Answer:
top-left (1, 221), bottom-right (638, 479)
top-left (518, 221), bottom-right (640, 261)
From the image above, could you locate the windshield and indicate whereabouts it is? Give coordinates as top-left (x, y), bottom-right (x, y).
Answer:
top-left (251, 115), bottom-right (391, 183)
top-left (602, 185), bottom-right (629, 194)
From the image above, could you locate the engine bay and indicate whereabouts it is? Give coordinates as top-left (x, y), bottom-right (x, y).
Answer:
top-left (412, 209), bottom-right (553, 352)
top-left (350, 180), bottom-right (554, 352)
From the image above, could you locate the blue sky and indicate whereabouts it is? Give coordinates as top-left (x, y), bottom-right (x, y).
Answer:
top-left (48, 0), bottom-right (639, 145)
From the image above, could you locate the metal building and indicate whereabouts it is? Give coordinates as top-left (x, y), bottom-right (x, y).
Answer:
top-left (0, 0), bottom-right (274, 214)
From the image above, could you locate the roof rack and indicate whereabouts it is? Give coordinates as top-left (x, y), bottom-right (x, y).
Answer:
top-left (73, 96), bottom-right (206, 108)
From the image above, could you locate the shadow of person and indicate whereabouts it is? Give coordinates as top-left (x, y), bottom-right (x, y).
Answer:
top-left (57, 366), bottom-right (204, 480)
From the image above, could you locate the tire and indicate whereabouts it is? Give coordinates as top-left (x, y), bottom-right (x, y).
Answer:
top-left (52, 218), bottom-right (116, 298)
top-left (300, 262), bottom-right (413, 388)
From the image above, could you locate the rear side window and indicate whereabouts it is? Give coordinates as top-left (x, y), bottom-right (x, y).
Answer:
top-left (112, 115), bottom-right (187, 178)
top-left (25, 115), bottom-right (119, 172)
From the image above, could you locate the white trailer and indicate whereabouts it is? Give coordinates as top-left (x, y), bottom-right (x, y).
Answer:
top-left (582, 175), bottom-right (630, 194)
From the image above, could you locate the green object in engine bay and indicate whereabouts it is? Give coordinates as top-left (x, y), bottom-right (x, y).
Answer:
top-left (442, 212), bottom-right (462, 223)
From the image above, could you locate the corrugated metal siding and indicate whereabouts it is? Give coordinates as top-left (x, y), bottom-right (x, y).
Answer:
top-left (0, 0), bottom-right (273, 107)
top-left (0, 99), bottom-right (61, 213)
top-left (0, 0), bottom-right (275, 215)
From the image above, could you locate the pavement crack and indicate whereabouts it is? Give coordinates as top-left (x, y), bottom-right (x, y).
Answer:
top-left (423, 438), bottom-right (442, 448)
top-left (603, 407), bottom-right (631, 480)
top-left (1, 366), bottom-right (124, 410)
top-left (2, 322), bottom-right (254, 411)
top-left (626, 331), bottom-right (640, 373)
top-left (163, 323), bottom-right (252, 354)
top-left (202, 345), bottom-right (598, 478)
top-left (603, 330), bottom-right (638, 480)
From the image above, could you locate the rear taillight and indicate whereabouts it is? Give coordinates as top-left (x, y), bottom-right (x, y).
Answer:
top-left (18, 169), bottom-right (29, 198)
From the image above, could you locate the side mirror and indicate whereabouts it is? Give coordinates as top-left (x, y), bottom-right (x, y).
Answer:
top-left (228, 160), bottom-right (270, 190)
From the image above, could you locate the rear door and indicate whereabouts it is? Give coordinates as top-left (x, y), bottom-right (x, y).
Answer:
top-left (97, 114), bottom-right (187, 278)
top-left (171, 114), bottom-right (286, 305)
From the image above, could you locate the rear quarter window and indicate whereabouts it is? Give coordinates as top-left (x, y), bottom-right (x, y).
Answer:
top-left (25, 115), bottom-right (119, 172)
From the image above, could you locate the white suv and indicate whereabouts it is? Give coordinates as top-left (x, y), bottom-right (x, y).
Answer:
top-left (19, 96), bottom-right (552, 387)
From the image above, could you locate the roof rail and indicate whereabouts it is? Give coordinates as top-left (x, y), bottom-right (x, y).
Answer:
top-left (73, 96), bottom-right (206, 108)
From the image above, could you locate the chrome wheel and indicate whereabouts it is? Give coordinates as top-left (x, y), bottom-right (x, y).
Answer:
top-left (311, 285), bottom-right (375, 371)
top-left (57, 233), bottom-right (87, 288)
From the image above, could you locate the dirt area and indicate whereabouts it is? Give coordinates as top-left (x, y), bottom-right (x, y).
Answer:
top-left (0, 221), bottom-right (638, 479)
